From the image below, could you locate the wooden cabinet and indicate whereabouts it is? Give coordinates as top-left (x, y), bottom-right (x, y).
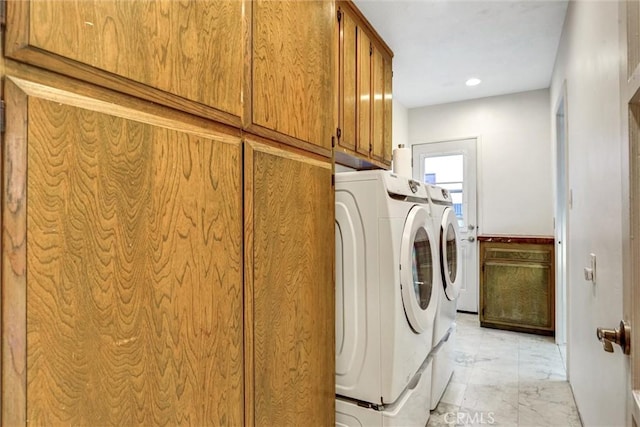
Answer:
top-left (3, 1), bottom-right (336, 424)
top-left (6, 0), bottom-right (245, 127)
top-left (340, 9), bottom-right (358, 154)
top-left (250, 0), bottom-right (336, 156)
top-left (2, 67), bottom-right (244, 425)
top-left (479, 236), bottom-right (555, 336)
top-left (336, 1), bottom-right (393, 169)
top-left (244, 140), bottom-right (334, 426)
top-left (371, 47), bottom-right (392, 163)
top-left (7, 0), bottom-right (337, 156)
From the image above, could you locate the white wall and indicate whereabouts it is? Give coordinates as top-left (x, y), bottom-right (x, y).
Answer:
top-left (393, 98), bottom-right (409, 150)
top-left (550, 2), bottom-right (625, 426)
top-left (408, 89), bottom-right (553, 236)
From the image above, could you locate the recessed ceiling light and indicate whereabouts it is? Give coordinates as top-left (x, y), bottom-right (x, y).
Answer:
top-left (466, 78), bottom-right (482, 87)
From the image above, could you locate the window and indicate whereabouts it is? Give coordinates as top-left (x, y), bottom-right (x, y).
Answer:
top-left (423, 154), bottom-right (465, 228)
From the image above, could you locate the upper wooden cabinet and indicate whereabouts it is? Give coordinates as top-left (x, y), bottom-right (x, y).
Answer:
top-left (6, 1), bottom-right (337, 158)
top-left (250, 1), bottom-right (336, 156)
top-left (6, 0), bottom-right (245, 127)
top-left (336, 1), bottom-right (393, 169)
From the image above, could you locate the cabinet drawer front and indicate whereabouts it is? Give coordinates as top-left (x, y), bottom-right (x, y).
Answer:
top-left (484, 247), bottom-right (552, 264)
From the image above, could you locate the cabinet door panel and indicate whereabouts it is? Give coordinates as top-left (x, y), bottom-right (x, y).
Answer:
top-left (383, 56), bottom-right (393, 164)
top-left (245, 141), bottom-right (334, 426)
top-left (479, 240), bottom-right (555, 335)
top-left (3, 75), bottom-right (243, 425)
top-left (339, 9), bottom-right (358, 152)
top-left (7, 0), bottom-right (243, 124)
top-left (252, 1), bottom-right (335, 154)
top-left (358, 31), bottom-right (371, 156)
top-left (371, 47), bottom-right (384, 161)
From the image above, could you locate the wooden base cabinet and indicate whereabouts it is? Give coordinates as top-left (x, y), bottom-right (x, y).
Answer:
top-left (244, 140), bottom-right (335, 426)
top-left (479, 236), bottom-right (555, 336)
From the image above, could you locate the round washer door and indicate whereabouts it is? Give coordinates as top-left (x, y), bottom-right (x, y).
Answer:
top-left (440, 207), bottom-right (462, 300)
top-left (400, 206), bottom-right (438, 333)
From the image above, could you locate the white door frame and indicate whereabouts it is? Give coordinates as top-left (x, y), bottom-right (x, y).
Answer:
top-left (553, 82), bottom-right (569, 352)
top-left (412, 138), bottom-right (479, 313)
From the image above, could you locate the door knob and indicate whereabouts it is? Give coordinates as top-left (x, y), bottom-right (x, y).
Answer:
top-left (462, 236), bottom-right (475, 242)
top-left (596, 320), bottom-right (630, 355)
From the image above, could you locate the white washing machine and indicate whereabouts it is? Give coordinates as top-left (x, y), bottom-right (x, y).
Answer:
top-left (335, 170), bottom-right (440, 412)
top-left (426, 184), bottom-right (462, 410)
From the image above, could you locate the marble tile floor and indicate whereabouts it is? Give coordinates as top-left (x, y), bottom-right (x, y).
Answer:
top-left (427, 313), bottom-right (581, 427)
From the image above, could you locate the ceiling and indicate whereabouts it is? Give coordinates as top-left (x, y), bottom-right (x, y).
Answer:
top-left (353, 0), bottom-right (569, 109)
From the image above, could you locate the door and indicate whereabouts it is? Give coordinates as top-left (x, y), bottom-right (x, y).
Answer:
top-left (626, 1), bottom-right (640, 422)
top-left (244, 140), bottom-right (334, 426)
top-left (555, 90), bottom-right (569, 349)
top-left (357, 30), bottom-right (372, 156)
top-left (6, 0), bottom-right (244, 126)
top-left (628, 104), bottom-right (640, 425)
top-left (440, 206), bottom-right (462, 301)
top-left (251, 0), bottom-right (335, 154)
top-left (337, 5), bottom-right (358, 152)
top-left (412, 139), bottom-right (478, 313)
top-left (399, 206), bottom-right (439, 334)
top-left (371, 47), bottom-right (385, 162)
top-left (2, 72), bottom-right (244, 425)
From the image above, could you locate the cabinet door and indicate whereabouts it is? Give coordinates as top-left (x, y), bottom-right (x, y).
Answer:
top-left (6, 0), bottom-right (244, 125)
top-left (383, 56), bottom-right (393, 164)
top-left (338, 7), bottom-right (358, 152)
top-left (479, 241), bottom-right (555, 335)
top-left (245, 140), bottom-right (334, 426)
top-left (357, 31), bottom-right (372, 156)
top-left (371, 46), bottom-right (385, 161)
top-left (252, 1), bottom-right (335, 156)
top-left (2, 70), bottom-right (244, 425)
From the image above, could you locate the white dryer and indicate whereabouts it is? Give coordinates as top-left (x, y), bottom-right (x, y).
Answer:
top-left (426, 184), bottom-right (462, 410)
top-left (335, 170), bottom-right (440, 410)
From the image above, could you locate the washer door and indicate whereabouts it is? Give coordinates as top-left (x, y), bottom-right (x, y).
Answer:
top-left (400, 206), bottom-right (438, 333)
top-left (440, 207), bottom-right (462, 300)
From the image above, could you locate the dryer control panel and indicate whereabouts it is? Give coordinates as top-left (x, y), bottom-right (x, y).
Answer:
top-left (385, 172), bottom-right (429, 201)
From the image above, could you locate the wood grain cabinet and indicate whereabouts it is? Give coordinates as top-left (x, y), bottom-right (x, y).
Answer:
top-left (2, 68), bottom-right (244, 425)
top-left (479, 236), bottom-right (555, 336)
top-left (6, 0), bottom-right (245, 127)
top-left (6, 0), bottom-right (337, 156)
top-left (3, 1), bottom-right (336, 424)
top-left (336, 0), bottom-right (393, 169)
top-left (244, 140), bottom-right (335, 426)
top-left (250, 1), bottom-right (336, 157)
